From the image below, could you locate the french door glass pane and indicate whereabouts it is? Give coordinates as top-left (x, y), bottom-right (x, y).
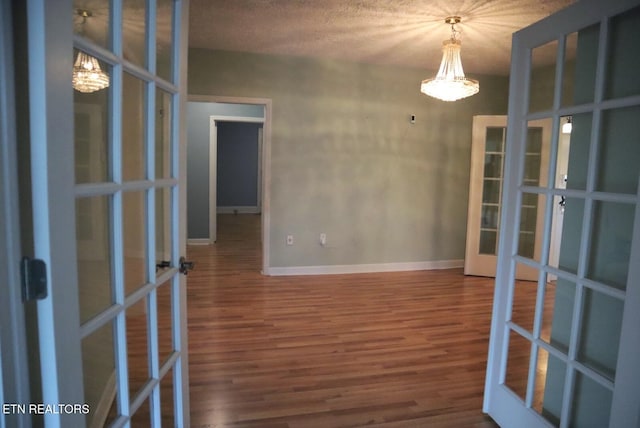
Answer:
top-left (479, 230), bottom-right (497, 255)
top-left (563, 25), bottom-right (600, 107)
top-left (529, 40), bottom-right (558, 113)
top-left (539, 352), bottom-right (566, 427)
top-left (482, 180), bottom-right (501, 204)
top-left (157, 0), bottom-right (174, 82)
top-left (123, 191), bottom-right (148, 296)
top-left (541, 279), bottom-right (575, 355)
top-left (523, 126), bottom-right (544, 186)
top-left (156, 187), bottom-right (172, 273)
top-left (577, 288), bottom-right (623, 380)
top-left (596, 106), bottom-right (640, 195)
top-left (511, 269), bottom-right (538, 333)
top-left (479, 126), bottom-right (504, 255)
top-left (74, 53), bottom-right (111, 184)
top-left (76, 196), bottom-right (114, 324)
top-left (486, 127), bottom-right (504, 152)
top-left (565, 112), bottom-right (593, 191)
top-left (518, 193), bottom-right (544, 260)
top-left (130, 397), bottom-right (152, 427)
top-left (157, 280), bottom-right (174, 364)
top-left (505, 329), bottom-right (531, 401)
top-left (161, 368), bottom-right (175, 427)
top-left (122, 73), bottom-right (146, 182)
top-left (605, 5), bottom-right (640, 100)
top-left (560, 32), bottom-right (578, 108)
top-left (484, 154), bottom-right (503, 178)
top-left (570, 372), bottom-right (613, 428)
top-left (123, 0), bottom-right (147, 68)
top-left (127, 297), bottom-right (151, 398)
top-left (155, 88), bottom-right (172, 179)
top-left (550, 198), bottom-right (583, 275)
top-left (539, 281), bottom-right (559, 347)
top-left (72, 2), bottom-right (110, 49)
top-left (481, 204), bottom-right (499, 230)
top-left (554, 115), bottom-right (571, 194)
top-left (82, 320), bottom-right (116, 426)
top-left (586, 201), bottom-right (634, 291)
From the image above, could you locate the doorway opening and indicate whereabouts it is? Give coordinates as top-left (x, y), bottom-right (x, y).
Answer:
top-left (186, 96), bottom-right (272, 273)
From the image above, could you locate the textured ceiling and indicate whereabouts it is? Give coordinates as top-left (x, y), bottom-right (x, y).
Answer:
top-left (189, 0), bottom-right (575, 76)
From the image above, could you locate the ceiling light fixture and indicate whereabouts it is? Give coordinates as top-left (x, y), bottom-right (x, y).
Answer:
top-left (72, 10), bottom-right (109, 93)
top-left (562, 116), bottom-right (572, 134)
top-left (420, 16), bottom-right (479, 102)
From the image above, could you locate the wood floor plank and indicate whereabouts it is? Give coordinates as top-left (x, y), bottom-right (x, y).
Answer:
top-left (185, 214), bottom-right (502, 428)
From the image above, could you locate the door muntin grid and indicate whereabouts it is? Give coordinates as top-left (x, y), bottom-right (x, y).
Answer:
top-left (73, 0), bottom-right (186, 426)
top-left (486, 1), bottom-right (640, 427)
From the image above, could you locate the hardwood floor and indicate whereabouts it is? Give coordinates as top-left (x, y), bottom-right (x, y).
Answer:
top-left (186, 214), bottom-right (501, 428)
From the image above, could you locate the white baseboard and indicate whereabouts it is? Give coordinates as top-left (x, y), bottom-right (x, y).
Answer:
top-left (187, 238), bottom-right (211, 245)
top-left (217, 206), bottom-right (261, 214)
top-left (264, 259), bottom-right (464, 276)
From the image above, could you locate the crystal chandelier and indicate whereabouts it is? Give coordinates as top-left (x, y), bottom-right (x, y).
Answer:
top-left (420, 16), bottom-right (479, 102)
top-left (72, 9), bottom-right (109, 93)
top-left (72, 51), bottom-right (110, 93)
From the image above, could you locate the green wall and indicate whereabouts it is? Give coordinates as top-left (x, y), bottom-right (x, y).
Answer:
top-left (188, 48), bottom-right (509, 268)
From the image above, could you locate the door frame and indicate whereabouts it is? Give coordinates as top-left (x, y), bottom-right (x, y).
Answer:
top-left (209, 115), bottom-right (264, 243)
top-left (0, 0), bottom-right (31, 425)
top-left (188, 95), bottom-right (273, 274)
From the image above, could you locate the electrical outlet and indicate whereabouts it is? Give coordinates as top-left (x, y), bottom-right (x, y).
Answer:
top-left (286, 235), bottom-right (294, 246)
top-left (319, 233), bottom-right (327, 246)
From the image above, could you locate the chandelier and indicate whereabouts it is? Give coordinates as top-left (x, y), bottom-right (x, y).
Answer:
top-left (72, 9), bottom-right (109, 93)
top-left (72, 51), bottom-right (110, 93)
top-left (420, 16), bottom-right (479, 102)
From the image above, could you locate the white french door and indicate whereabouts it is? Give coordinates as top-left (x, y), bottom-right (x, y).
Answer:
top-left (484, 0), bottom-right (640, 427)
top-left (27, 0), bottom-right (190, 426)
top-left (465, 115), bottom-right (551, 280)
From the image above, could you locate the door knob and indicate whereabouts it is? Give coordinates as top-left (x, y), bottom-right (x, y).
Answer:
top-left (156, 260), bottom-right (170, 272)
top-left (179, 256), bottom-right (194, 275)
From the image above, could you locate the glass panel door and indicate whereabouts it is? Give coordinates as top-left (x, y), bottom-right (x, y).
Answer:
top-left (26, 0), bottom-right (189, 426)
top-left (72, 0), bottom-right (189, 425)
top-left (484, 1), bottom-right (640, 427)
top-left (465, 116), bottom-right (551, 280)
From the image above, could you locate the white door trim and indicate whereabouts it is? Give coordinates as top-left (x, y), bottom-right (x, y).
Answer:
top-left (0, 1), bottom-right (30, 425)
top-left (189, 95), bottom-right (273, 274)
top-left (209, 114), bottom-right (265, 243)
top-left (208, 117), bottom-right (217, 243)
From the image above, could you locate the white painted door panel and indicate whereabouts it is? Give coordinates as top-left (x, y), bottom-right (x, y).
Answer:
top-left (484, 0), bottom-right (640, 427)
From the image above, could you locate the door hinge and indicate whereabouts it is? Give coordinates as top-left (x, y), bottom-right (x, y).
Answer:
top-left (21, 257), bottom-right (48, 301)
